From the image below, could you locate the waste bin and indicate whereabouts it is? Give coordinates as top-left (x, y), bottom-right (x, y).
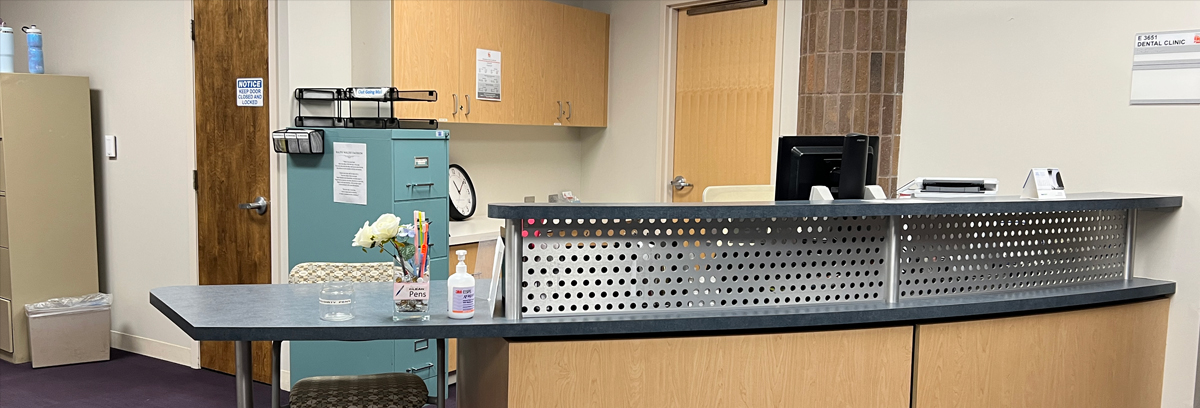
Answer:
top-left (25, 293), bottom-right (112, 368)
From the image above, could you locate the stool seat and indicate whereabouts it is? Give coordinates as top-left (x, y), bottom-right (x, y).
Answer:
top-left (289, 372), bottom-right (429, 408)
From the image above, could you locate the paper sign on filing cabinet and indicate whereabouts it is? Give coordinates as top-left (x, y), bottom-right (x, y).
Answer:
top-left (1021, 168), bottom-right (1066, 200)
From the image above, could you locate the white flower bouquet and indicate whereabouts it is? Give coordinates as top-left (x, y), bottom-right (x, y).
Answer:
top-left (351, 213), bottom-right (419, 262)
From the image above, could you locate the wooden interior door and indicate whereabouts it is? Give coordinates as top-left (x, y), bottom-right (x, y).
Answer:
top-left (671, 1), bottom-right (777, 202)
top-left (563, 6), bottom-right (609, 127)
top-left (193, 0), bottom-right (273, 384)
top-left (393, 0), bottom-right (461, 122)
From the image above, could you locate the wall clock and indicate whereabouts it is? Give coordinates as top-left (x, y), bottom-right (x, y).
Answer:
top-left (448, 164), bottom-right (476, 221)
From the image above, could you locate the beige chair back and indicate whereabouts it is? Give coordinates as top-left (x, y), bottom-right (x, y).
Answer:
top-left (288, 262), bottom-right (393, 284)
top-left (702, 185), bottom-right (775, 202)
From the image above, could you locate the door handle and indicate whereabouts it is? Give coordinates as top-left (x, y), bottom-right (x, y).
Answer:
top-left (464, 94), bottom-right (471, 116)
top-left (452, 94), bottom-right (459, 116)
top-left (669, 176), bottom-right (693, 191)
top-left (238, 196), bottom-right (269, 215)
top-left (557, 101), bottom-right (563, 121)
top-left (566, 101), bottom-right (572, 120)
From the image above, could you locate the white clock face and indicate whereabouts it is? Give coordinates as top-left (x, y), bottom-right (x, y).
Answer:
top-left (449, 166), bottom-right (474, 216)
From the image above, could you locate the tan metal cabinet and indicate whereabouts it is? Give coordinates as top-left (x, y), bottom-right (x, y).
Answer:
top-left (0, 74), bottom-right (100, 364)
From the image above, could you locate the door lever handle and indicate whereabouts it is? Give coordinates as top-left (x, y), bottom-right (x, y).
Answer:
top-left (238, 197), bottom-right (269, 215)
top-left (669, 176), bottom-right (693, 191)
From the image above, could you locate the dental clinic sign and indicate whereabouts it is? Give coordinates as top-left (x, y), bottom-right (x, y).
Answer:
top-left (1135, 31), bottom-right (1200, 48)
top-left (1130, 30), bottom-right (1200, 105)
top-left (236, 78), bottom-right (264, 107)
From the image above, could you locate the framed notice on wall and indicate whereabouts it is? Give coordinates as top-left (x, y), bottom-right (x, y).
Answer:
top-left (1130, 29), bottom-right (1200, 105)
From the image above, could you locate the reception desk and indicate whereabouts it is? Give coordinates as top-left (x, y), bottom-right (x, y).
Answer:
top-left (151, 192), bottom-right (1181, 408)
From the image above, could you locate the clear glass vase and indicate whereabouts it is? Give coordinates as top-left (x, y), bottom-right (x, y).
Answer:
top-left (393, 257), bottom-right (430, 321)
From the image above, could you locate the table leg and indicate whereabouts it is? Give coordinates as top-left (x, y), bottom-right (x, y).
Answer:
top-left (235, 340), bottom-right (254, 408)
top-left (437, 338), bottom-right (447, 408)
top-left (271, 341), bottom-right (282, 408)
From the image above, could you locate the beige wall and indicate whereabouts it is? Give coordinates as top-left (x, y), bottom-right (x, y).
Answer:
top-left (579, 0), bottom-right (668, 203)
top-left (0, 0), bottom-right (199, 365)
top-left (900, 1), bottom-right (1200, 406)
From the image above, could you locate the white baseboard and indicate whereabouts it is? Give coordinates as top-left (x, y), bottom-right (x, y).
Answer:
top-left (110, 330), bottom-right (193, 368)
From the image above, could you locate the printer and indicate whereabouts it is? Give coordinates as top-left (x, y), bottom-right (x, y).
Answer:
top-left (897, 177), bottom-right (999, 198)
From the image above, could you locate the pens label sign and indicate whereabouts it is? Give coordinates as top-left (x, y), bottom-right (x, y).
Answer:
top-left (236, 78), bottom-right (264, 107)
top-left (394, 282), bottom-right (430, 301)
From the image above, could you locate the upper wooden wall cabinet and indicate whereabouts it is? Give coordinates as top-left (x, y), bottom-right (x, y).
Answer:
top-left (393, 0), bottom-right (609, 127)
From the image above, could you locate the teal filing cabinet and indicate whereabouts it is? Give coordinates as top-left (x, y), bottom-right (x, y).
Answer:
top-left (287, 128), bottom-right (449, 395)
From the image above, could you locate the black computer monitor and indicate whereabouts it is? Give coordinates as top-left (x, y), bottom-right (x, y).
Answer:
top-left (775, 134), bottom-right (879, 201)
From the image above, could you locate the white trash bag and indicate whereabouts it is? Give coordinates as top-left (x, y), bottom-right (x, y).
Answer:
top-left (25, 293), bottom-right (112, 318)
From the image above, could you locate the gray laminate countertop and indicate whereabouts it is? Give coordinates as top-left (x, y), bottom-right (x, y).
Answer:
top-left (487, 192), bottom-right (1182, 220)
top-left (151, 278), bottom-right (1174, 341)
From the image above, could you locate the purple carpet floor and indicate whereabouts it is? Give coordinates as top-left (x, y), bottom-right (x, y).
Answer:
top-left (1, 349), bottom-right (456, 407)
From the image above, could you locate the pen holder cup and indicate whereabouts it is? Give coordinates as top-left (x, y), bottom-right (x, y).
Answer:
top-left (393, 258), bottom-right (430, 321)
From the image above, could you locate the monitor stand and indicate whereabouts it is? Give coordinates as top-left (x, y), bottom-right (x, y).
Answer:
top-left (809, 185), bottom-right (887, 201)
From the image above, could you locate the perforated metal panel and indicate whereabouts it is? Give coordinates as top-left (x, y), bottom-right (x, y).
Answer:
top-left (897, 210), bottom-right (1127, 299)
top-left (516, 216), bottom-right (889, 317)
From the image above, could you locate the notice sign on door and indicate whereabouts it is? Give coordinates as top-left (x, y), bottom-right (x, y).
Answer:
top-left (333, 142), bottom-right (367, 205)
top-left (236, 78), bottom-right (264, 107)
top-left (476, 49), bottom-right (501, 101)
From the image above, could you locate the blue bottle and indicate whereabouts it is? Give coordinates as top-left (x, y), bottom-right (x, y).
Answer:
top-left (22, 25), bottom-right (42, 74)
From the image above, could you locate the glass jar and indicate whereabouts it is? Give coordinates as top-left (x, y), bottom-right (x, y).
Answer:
top-left (393, 257), bottom-right (430, 321)
top-left (319, 281), bottom-right (355, 321)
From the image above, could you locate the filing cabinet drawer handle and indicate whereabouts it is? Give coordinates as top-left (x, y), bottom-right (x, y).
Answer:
top-left (406, 362), bottom-right (435, 374)
top-left (406, 182), bottom-right (435, 189)
top-left (414, 339), bottom-right (429, 351)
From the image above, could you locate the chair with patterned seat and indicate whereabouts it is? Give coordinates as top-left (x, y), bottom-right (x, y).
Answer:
top-left (287, 262), bottom-right (430, 408)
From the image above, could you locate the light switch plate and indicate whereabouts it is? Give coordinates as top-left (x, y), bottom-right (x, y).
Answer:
top-left (104, 135), bottom-right (117, 158)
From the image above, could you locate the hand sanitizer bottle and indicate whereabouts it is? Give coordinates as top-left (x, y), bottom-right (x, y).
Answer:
top-left (448, 250), bottom-right (475, 319)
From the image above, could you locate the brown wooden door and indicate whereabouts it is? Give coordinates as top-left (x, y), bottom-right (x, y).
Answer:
top-left (193, 0), bottom-right (273, 384)
top-left (671, 2), bottom-right (777, 202)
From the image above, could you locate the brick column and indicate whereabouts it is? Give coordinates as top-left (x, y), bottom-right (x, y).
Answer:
top-left (798, 0), bottom-right (906, 195)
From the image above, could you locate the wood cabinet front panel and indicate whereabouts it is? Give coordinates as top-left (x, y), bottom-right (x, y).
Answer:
top-left (914, 299), bottom-right (1169, 408)
top-left (393, 0), bottom-right (462, 122)
top-left (562, 6), bottom-right (609, 127)
top-left (393, 0), bottom-right (608, 127)
top-left (506, 327), bottom-right (913, 408)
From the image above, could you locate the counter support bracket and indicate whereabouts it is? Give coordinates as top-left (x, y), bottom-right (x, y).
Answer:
top-left (504, 219), bottom-right (523, 320)
top-left (885, 215), bottom-right (900, 303)
top-left (1124, 209), bottom-right (1137, 280)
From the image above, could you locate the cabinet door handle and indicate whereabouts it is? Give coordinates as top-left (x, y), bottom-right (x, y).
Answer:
top-left (414, 339), bottom-right (429, 351)
top-left (566, 101), bottom-right (573, 120)
top-left (407, 182), bottom-right (435, 188)
top-left (406, 362), bottom-right (435, 374)
top-left (465, 94), bottom-right (472, 116)
top-left (557, 101), bottom-right (563, 121)
top-left (452, 94), bottom-right (459, 116)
